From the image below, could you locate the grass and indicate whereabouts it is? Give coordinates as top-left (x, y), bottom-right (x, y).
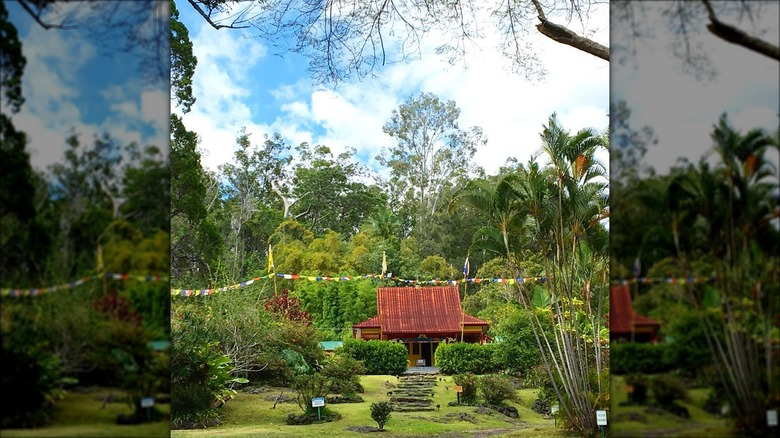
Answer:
top-left (0, 387), bottom-right (170, 438)
top-left (610, 374), bottom-right (734, 438)
top-left (171, 375), bottom-right (565, 437)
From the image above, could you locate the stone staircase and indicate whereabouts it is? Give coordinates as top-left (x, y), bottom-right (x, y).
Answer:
top-left (390, 373), bottom-right (439, 412)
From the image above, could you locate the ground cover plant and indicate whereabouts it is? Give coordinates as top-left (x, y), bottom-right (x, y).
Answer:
top-left (0, 387), bottom-right (170, 438)
top-left (169, 374), bottom-right (562, 437)
top-left (610, 374), bottom-right (735, 437)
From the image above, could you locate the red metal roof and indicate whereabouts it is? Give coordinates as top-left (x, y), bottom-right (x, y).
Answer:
top-left (463, 314), bottom-right (489, 325)
top-left (353, 315), bottom-right (380, 328)
top-left (352, 286), bottom-right (488, 334)
top-left (610, 284), bottom-right (660, 334)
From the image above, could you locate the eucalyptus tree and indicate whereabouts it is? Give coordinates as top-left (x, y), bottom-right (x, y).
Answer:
top-left (290, 143), bottom-right (385, 237)
top-left (379, 92), bottom-right (485, 249)
top-left (454, 114), bottom-right (609, 436)
top-left (217, 130), bottom-right (291, 282)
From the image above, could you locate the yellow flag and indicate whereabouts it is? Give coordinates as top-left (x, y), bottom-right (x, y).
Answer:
top-left (382, 251), bottom-right (387, 276)
top-left (267, 245), bottom-right (274, 273)
top-left (96, 244), bottom-right (104, 273)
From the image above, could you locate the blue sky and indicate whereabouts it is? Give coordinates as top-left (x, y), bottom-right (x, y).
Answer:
top-left (3, 1), bottom-right (169, 172)
top-left (611, 1), bottom-right (779, 174)
top-left (171, 0), bottom-right (610, 179)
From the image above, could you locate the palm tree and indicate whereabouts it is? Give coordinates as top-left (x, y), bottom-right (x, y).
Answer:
top-left (633, 115), bottom-right (778, 435)
top-left (454, 114), bottom-right (609, 436)
top-left (691, 116), bottom-right (778, 435)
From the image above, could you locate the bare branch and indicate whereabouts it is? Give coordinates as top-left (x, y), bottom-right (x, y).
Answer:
top-left (535, 15), bottom-right (609, 61)
top-left (187, 0), bottom-right (251, 30)
top-left (17, 0), bottom-right (79, 30)
top-left (701, 0), bottom-right (780, 61)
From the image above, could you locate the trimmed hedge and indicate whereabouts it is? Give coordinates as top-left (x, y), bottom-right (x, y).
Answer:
top-left (434, 342), bottom-right (500, 375)
top-left (336, 339), bottom-right (407, 375)
top-left (611, 342), bottom-right (673, 374)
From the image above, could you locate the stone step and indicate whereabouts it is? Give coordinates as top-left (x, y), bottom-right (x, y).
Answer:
top-left (390, 396), bottom-right (433, 405)
top-left (395, 382), bottom-right (436, 388)
top-left (393, 388), bottom-right (433, 394)
top-left (393, 405), bottom-right (437, 412)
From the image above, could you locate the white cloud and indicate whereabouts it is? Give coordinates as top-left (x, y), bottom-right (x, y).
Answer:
top-left (4, 10), bottom-right (169, 172)
top-left (183, 2), bottom-right (609, 179)
top-left (612, 1), bottom-right (779, 174)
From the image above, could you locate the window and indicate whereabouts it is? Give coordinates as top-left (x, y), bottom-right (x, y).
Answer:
top-left (412, 343), bottom-right (419, 355)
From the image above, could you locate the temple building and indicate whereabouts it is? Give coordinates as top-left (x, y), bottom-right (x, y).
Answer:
top-left (609, 284), bottom-right (661, 343)
top-left (352, 286), bottom-right (490, 367)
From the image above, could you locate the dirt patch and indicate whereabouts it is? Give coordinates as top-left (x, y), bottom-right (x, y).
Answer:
top-left (242, 385), bottom-right (272, 394)
top-left (345, 425), bottom-right (384, 433)
top-left (263, 393), bottom-right (296, 404)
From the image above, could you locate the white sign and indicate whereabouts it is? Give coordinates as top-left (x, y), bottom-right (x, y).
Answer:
top-left (312, 397), bottom-right (325, 408)
top-left (768, 409), bottom-right (778, 427)
top-left (721, 404), bottom-right (730, 415)
top-left (140, 397), bottom-right (155, 408)
top-left (596, 410), bottom-right (607, 426)
top-left (551, 404), bottom-right (559, 414)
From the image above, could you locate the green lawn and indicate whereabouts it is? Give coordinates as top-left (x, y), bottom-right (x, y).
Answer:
top-left (0, 387), bottom-right (170, 438)
top-left (609, 375), bottom-right (734, 438)
top-left (171, 375), bottom-right (564, 437)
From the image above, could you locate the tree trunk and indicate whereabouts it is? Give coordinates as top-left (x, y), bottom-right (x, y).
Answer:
top-left (535, 18), bottom-right (609, 61)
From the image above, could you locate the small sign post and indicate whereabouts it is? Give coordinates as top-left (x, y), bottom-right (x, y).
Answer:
top-left (721, 403), bottom-right (729, 427)
top-left (596, 410), bottom-right (607, 438)
top-left (140, 397), bottom-right (154, 421)
top-left (768, 409), bottom-right (778, 436)
top-left (454, 385), bottom-right (463, 404)
top-left (312, 397), bottom-right (325, 421)
top-left (551, 403), bottom-right (559, 427)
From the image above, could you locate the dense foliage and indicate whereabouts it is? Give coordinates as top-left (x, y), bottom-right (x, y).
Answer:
top-left (610, 343), bottom-right (672, 375)
top-left (336, 339), bottom-right (407, 376)
top-left (434, 342), bottom-right (500, 375)
top-left (452, 373), bottom-right (479, 405)
top-left (612, 114), bottom-right (779, 434)
top-left (478, 374), bottom-right (519, 405)
top-left (370, 401), bottom-right (393, 430)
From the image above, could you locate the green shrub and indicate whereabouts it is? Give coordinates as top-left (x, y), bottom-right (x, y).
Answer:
top-left (434, 342), bottom-right (500, 375)
top-left (321, 354), bottom-right (365, 396)
top-left (478, 374), bottom-right (518, 405)
top-left (292, 373), bottom-right (330, 414)
top-left (662, 311), bottom-right (717, 376)
top-left (624, 373), bottom-right (649, 405)
top-left (336, 339), bottom-right (406, 375)
top-left (0, 343), bottom-right (68, 428)
top-left (611, 342), bottom-right (672, 374)
top-left (493, 311), bottom-right (549, 375)
top-left (170, 340), bottom-right (247, 426)
top-left (523, 364), bottom-right (552, 389)
top-left (370, 401), bottom-right (393, 430)
top-left (650, 374), bottom-right (687, 405)
top-left (453, 373), bottom-right (478, 404)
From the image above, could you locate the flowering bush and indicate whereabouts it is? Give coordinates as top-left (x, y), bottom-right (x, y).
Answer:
top-left (453, 373), bottom-right (478, 404)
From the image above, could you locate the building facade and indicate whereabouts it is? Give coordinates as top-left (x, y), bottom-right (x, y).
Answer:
top-left (610, 284), bottom-right (661, 343)
top-left (352, 286), bottom-right (490, 367)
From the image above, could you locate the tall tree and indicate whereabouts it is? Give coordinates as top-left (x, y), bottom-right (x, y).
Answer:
top-left (455, 114), bottom-right (609, 436)
top-left (379, 92), bottom-right (484, 238)
top-left (290, 143), bottom-right (385, 237)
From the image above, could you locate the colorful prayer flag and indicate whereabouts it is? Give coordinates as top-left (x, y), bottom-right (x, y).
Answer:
top-left (267, 244), bottom-right (274, 273)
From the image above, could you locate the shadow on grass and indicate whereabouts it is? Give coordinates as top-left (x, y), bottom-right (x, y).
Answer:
top-left (0, 387), bottom-right (170, 438)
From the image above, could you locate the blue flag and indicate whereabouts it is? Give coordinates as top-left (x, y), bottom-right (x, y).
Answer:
top-left (633, 256), bottom-right (641, 277)
top-left (463, 257), bottom-right (470, 278)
